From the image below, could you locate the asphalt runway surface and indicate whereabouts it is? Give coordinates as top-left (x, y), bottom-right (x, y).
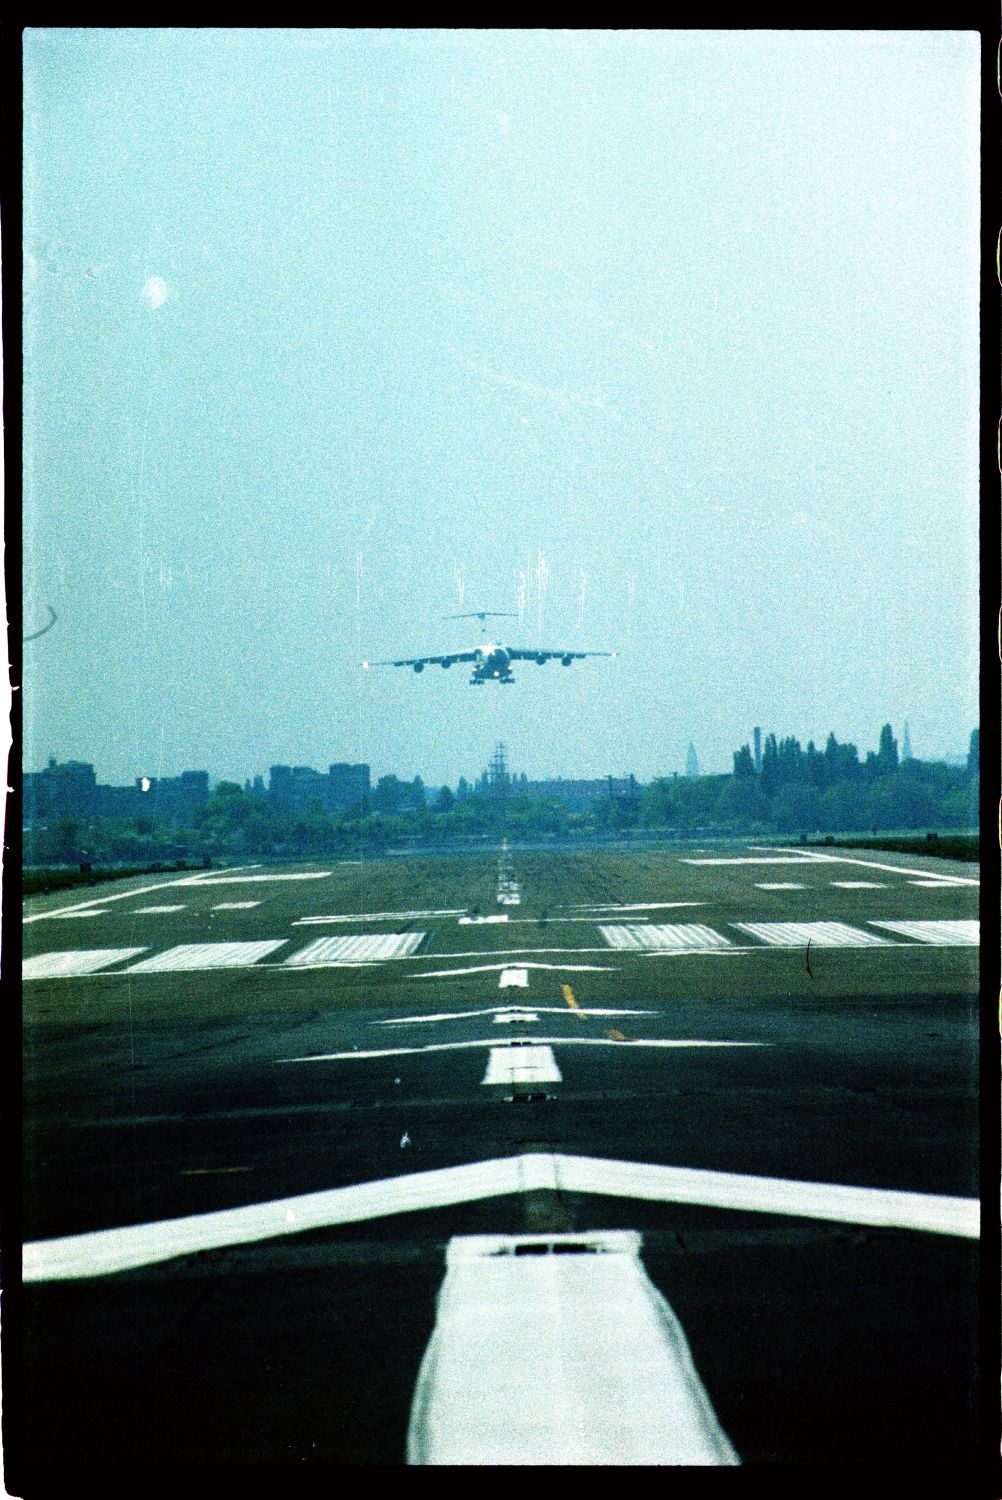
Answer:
top-left (13, 842), bottom-right (981, 1474)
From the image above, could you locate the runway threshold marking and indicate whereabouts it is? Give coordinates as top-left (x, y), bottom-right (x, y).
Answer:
top-left (284, 933), bottom-right (425, 964)
top-left (499, 968), bottom-right (529, 988)
top-left (406, 1232), bottom-right (738, 1466)
top-left (600, 924), bottom-right (734, 952)
top-left (731, 922), bottom-right (890, 948)
top-left (24, 1154), bottom-right (978, 1281)
top-left (22, 948), bottom-right (148, 979)
top-left (124, 941), bottom-right (287, 972)
top-left (868, 919), bottom-right (980, 946)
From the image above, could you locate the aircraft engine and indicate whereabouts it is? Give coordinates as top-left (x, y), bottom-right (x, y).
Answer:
top-left (440, 660), bottom-right (451, 668)
top-left (535, 655), bottom-right (547, 665)
top-left (413, 662), bottom-right (424, 673)
top-left (561, 655), bottom-right (573, 666)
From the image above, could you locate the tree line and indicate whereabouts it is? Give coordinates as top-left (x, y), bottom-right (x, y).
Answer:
top-left (24, 725), bottom-right (978, 866)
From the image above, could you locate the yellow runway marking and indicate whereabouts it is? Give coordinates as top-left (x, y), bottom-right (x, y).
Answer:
top-left (607, 1029), bottom-right (627, 1042)
top-left (561, 984), bottom-right (582, 1012)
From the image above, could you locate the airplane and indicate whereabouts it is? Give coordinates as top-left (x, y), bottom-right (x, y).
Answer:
top-left (362, 613), bottom-right (616, 686)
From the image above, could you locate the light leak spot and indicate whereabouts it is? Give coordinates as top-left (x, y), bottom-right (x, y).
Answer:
top-left (142, 275), bottom-right (168, 309)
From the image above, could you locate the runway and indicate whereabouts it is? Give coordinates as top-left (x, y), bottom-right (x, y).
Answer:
top-left (16, 842), bottom-right (980, 1470)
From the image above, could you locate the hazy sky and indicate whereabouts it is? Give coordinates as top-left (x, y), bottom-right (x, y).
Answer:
top-left (22, 29), bottom-right (980, 787)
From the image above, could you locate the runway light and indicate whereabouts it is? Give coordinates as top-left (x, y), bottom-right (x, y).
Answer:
top-left (362, 660), bottom-right (370, 670)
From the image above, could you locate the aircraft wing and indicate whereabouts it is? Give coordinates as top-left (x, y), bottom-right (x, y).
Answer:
top-left (362, 650), bottom-right (481, 669)
top-left (505, 647), bottom-right (617, 662)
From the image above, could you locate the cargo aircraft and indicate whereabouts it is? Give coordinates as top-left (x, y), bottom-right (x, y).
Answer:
top-left (362, 611), bottom-right (616, 686)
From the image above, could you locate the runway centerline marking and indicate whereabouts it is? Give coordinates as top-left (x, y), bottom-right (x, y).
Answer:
top-left (561, 983), bottom-right (582, 1012)
top-left (407, 1232), bottom-right (739, 1466)
top-left (482, 1045), bottom-right (562, 1085)
top-left (24, 1154), bottom-right (978, 1280)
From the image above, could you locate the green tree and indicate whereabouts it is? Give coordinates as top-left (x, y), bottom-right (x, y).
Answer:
top-left (877, 723), bottom-right (899, 776)
top-left (733, 744), bottom-right (755, 778)
top-left (435, 785), bottom-right (455, 813)
top-left (641, 779), bottom-right (682, 827)
top-left (967, 728), bottom-right (979, 776)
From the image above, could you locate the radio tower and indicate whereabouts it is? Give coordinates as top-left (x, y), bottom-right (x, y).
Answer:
top-left (489, 743), bottom-right (510, 798)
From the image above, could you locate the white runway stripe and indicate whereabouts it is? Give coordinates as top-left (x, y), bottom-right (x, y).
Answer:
top-left (755, 883), bottom-right (807, 891)
top-left (868, 920), bottom-right (980, 946)
top-left (458, 914), bottom-right (509, 925)
top-left (285, 933), bottom-right (425, 964)
top-left (682, 857), bottom-right (815, 866)
top-left (377, 1006), bottom-right (652, 1026)
top-left (907, 879), bottom-right (969, 889)
top-left (772, 848), bottom-right (979, 886)
top-left (49, 910), bottom-right (105, 918)
top-left (125, 941), bottom-right (287, 972)
top-left (212, 901), bottom-right (261, 910)
top-left (498, 968), bottom-right (529, 987)
top-left (407, 1233), bottom-right (739, 1466)
top-left (131, 905), bottom-right (187, 913)
top-left (24, 1154), bottom-right (977, 1281)
top-left (568, 902), bottom-right (704, 911)
top-left (481, 1045), bottom-right (562, 1085)
top-left (600, 924), bottom-right (733, 952)
top-left (415, 961), bottom-right (614, 977)
top-left (174, 872), bottom-right (333, 885)
top-left (494, 1012), bottom-right (539, 1024)
top-left (732, 922), bottom-right (890, 948)
top-left (23, 948), bottom-right (148, 980)
top-left (293, 909), bottom-right (464, 924)
top-left (830, 881), bottom-right (886, 889)
top-left (280, 1038), bottom-right (762, 1064)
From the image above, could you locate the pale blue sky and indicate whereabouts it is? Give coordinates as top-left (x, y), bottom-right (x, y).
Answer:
top-left (23, 29), bottom-right (980, 786)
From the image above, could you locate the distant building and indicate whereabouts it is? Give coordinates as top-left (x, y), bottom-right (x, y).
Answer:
top-left (524, 776), bottom-right (637, 810)
top-left (686, 743), bottom-right (699, 779)
top-left (25, 759), bottom-right (209, 826)
top-left (270, 762), bottom-right (371, 814)
top-left (901, 721), bottom-right (912, 761)
top-left (753, 727), bottom-right (762, 773)
top-left (328, 763), bottom-right (370, 813)
top-left (24, 758), bottom-right (97, 823)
